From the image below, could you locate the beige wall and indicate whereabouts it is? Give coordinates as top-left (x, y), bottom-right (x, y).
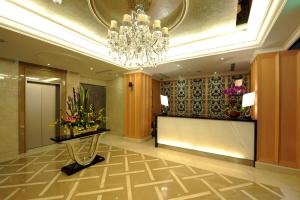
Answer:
top-left (66, 71), bottom-right (106, 99)
top-left (0, 58), bottom-right (19, 161)
top-left (106, 76), bottom-right (124, 136)
top-left (66, 71), bottom-right (125, 136)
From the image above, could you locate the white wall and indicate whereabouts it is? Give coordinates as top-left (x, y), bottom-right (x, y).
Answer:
top-left (106, 76), bottom-right (124, 136)
top-left (0, 58), bottom-right (19, 161)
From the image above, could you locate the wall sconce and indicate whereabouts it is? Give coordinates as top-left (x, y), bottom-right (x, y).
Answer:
top-left (128, 82), bottom-right (133, 90)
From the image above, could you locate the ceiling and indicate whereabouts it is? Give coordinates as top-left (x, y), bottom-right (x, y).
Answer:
top-left (0, 27), bottom-right (127, 81)
top-left (0, 0), bottom-right (299, 80)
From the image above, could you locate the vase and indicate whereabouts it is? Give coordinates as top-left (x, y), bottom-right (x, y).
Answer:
top-left (228, 111), bottom-right (240, 118)
top-left (69, 127), bottom-right (75, 137)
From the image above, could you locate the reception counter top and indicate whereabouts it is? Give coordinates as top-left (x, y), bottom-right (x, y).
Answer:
top-left (155, 115), bottom-right (256, 166)
top-left (157, 114), bottom-right (257, 122)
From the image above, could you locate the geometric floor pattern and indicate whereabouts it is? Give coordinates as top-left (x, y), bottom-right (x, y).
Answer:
top-left (0, 141), bottom-right (284, 200)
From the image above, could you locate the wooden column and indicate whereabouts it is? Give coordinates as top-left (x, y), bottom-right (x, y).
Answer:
top-left (278, 50), bottom-right (300, 168)
top-left (152, 79), bottom-right (161, 118)
top-left (251, 50), bottom-right (300, 168)
top-left (124, 72), bottom-right (152, 140)
top-left (251, 60), bottom-right (258, 120)
top-left (256, 53), bottom-right (280, 165)
top-left (297, 51), bottom-right (300, 168)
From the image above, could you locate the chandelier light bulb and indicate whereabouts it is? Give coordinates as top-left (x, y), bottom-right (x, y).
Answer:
top-left (122, 14), bottom-right (131, 23)
top-left (153, 20), bottom-right (161, 29)
top-left (110, 20), bottom-right (117, 29)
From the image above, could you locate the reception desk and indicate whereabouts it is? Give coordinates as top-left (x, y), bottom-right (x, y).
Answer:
top-left (155, 115), bottom-right (256, 166)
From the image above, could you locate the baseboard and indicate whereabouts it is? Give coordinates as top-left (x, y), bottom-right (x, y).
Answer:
top-left (255, 161), bottom-right (300, 176)
top-left (123, 135), bottom-right (152, 143)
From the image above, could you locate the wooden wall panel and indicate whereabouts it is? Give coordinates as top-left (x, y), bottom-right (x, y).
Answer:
top-left (124, 72), bottom-right (152, 139)
top-left (279, 51), bottom-right (298, 168)
top-left (152, 79), bottom-right (161, 119)
top-left (18, 64), bottom-right (25, 153)
top-left (252, 50), bottom-right (300, 168)
top-left (256, 53), bottom-right (279, 164)
top-left (297, 51), bottom-right (300, 168)
top-left (250, 60), bottom-right (258, 120)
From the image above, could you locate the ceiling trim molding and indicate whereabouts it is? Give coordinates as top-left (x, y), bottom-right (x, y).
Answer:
top-left (0, 0), bottom-right (288, 68)
top-left (8, 0), bottom-right (108, 47)
top-left (283, 25), bottom-right (300, 50)
top-left (255, 0), bottom-right (288, 47)
top-left (250, 47), bottom-right (284, 63)
top-left (161, 71), bottom-right (250, 81)
top-left (124, 70), bottom-right (153, 76)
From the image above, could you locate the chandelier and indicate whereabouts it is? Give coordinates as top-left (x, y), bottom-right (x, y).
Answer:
top-left (107, 4), bottom-right (169, 69)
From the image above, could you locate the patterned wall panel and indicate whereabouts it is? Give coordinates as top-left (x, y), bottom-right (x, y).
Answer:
top-left (175, 80), bottom-right (188, 116)
top-left (190, 78), bottom-right (204, 115)
top-left (160, 81), bottom-right (173, 113)
top-left (160, 73), bottom-right (249, 117)
top-left (208, 76), bottom-right (225, 118)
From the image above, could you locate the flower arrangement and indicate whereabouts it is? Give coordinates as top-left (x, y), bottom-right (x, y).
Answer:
top-left (223, 85), bottom-right (246, 118)
top-left (56, 87), bottom-right (106, 135)
top-left (223, 85), bottom-right (246, 96)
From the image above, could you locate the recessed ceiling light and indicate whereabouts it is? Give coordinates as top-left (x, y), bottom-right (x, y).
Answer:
top-left (220, 57), bottom-right (224, 60)
top-left (47, 63), bottom-right (51, 66)
top-left (177, 64), bottom-right (181, 67)
top-left (214, 72), bottom-right (217, 74)
top-left (90, 67), bottom-right (94, 71)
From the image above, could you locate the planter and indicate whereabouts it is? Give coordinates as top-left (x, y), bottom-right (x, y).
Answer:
top-left (225, 110), bottom-right (241, 118)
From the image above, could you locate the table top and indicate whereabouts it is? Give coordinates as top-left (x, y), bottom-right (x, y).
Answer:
top-left (157, 114), bottom-right (256, 122)
top-left (50, 128), bottom-right (110, 143)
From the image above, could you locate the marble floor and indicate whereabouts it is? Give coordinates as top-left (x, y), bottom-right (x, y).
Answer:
top-left (0, 134), bottom-right (299, 200)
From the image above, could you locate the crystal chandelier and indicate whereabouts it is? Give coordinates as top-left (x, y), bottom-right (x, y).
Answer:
top-left (107, 4), bottom-right (169, 69)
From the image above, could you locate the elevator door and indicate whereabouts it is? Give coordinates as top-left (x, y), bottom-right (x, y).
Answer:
top-left (26, 83), bottom-right (58, 150)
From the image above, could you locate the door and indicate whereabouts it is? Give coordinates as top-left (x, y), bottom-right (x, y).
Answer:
top-left (26, 82), bottom-right (59, 150)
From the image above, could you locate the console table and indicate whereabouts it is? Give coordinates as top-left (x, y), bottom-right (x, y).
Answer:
top-left (51, 129), bottom-right (109, 175)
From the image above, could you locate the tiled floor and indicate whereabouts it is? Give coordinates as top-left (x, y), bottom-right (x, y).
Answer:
top-left (0, 134), bottom-right (299, 200)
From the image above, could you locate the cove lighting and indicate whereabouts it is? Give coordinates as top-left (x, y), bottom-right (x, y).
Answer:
top-left (158, 140), bottom-right (244, 159)
top-left (158, 140), bottom-right (245, 159)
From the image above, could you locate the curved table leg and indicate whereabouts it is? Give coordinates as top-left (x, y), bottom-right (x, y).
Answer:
top-left (61, 132), bottom-right (106, 175)
top-left (66, 133), bottom-right (104, 166)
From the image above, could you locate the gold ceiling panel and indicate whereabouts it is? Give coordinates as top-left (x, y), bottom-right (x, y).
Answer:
top-left (88, 0), bottom-right (187, 31)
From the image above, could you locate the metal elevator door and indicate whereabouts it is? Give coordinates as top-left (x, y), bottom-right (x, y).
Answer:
top-left (26, 82), bottom-right (58, 150)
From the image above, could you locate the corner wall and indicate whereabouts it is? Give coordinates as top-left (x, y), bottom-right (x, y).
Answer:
top-left (0, 58), bottom-right (19, 161)
top-left (106, 76), bottom-right (124, 136)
